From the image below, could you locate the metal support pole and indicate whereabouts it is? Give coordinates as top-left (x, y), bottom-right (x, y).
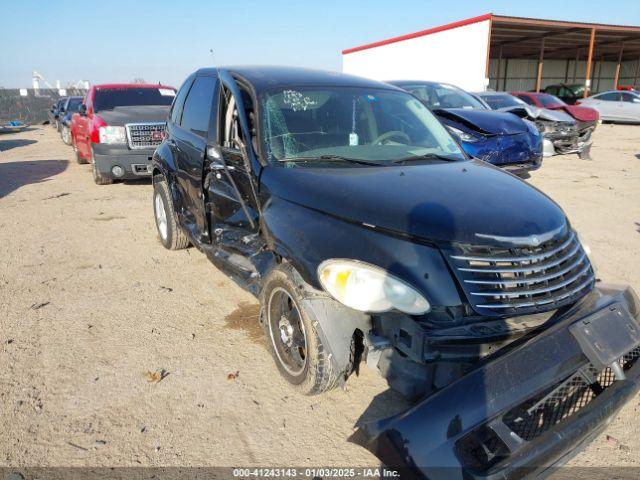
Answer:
top-left (614, 43), bottom-right (625, 89)
top-left (496, 45), bottom-right (503, 91)
top-left (595, 56), bottom-right (603, 93)
top-left (503, 58), bottom-right (509, 91)
top-left (536, 38), bottom-right (545, 92)
top-left (584, 28), bottom-right (596, 97)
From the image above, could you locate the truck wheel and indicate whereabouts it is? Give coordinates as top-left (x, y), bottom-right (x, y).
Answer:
top-left (91, 148), bottom-right (113, 185)
top-left (153, 177), bottom-right (189, 250)
top-left (261, 265), bottom-right (341, 395)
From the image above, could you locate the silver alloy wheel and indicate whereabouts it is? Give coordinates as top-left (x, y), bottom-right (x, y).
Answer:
top-left (154, 193), bottom-right (168, 240)
top-left (62, 126), bottom-right (70, 144)
top-left (267, 287), bottom-right (308, 376)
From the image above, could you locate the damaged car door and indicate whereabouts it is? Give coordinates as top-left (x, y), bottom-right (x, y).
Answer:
top-left (205, 76), bottom-right (261, 236)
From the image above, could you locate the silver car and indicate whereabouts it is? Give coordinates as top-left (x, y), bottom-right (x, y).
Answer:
top-left (578, 90), bottom-right (640, 123)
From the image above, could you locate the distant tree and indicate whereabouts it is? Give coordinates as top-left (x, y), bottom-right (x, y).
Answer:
top-left (132, 78), bottom-right (146, 84)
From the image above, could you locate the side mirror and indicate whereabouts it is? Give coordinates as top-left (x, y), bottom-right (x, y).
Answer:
top-left (79, 104), bottom-right (87, 116)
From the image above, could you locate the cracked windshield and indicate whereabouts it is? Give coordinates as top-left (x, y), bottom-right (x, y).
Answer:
top-left (262, 88), bottom-right (465, 165)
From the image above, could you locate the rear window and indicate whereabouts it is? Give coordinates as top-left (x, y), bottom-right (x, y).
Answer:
top-left (94, 87), bottom-right (175, 112)
top-left (67, 98), bottom-right (83, 112)
top-left (537, 94), bottom-right (565, 107)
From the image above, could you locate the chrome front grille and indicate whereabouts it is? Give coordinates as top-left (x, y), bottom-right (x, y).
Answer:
top-left (445, 230), bottom-right (595, 316)
top-left (125, 122), bottom-right (165, 150)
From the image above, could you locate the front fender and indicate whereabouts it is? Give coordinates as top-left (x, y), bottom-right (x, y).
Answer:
top-left (261, 196), bottom-right (463, 309)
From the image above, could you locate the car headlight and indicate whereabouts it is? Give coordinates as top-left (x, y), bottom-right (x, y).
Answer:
top-left (318, 259), bottom-right (430, 315)
top-left (98, 126), bottom-right (126, 144)
top-left (447, 125), bottom-right (480, 143)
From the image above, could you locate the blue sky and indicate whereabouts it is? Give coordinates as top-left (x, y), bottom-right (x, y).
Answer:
top-left (1, 0), bottom-right (639, 88)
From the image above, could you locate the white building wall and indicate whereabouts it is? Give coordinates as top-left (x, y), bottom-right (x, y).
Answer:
top-left (343, 19), bottom-right (490, 91)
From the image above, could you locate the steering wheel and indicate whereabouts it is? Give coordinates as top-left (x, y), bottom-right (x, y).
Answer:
top-left (373, 130), bottom-right (411, 145)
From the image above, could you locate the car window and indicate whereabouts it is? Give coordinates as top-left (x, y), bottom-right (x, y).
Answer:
top-left (597, 92), bottom-right (620, 102)
top-left (261, 87), bottom-right (464, 165)
top-left (66, 98), bottom-right (83, 112)
top-left (516, 95), bottom-right (536, 106)
top-left (170, 75), bottom-right (194, 125)
top-left (181, 76), bottom-right (216, 137)
top-left (220, 85), bottom-right (254, 151)
top-left (402, 83), bottom-right (487, 110)
top-left (621, 92), bottom-right (639, 103)
top-left (93, 87), bottom-right (175, 111)
top-left (546, 86), bottom-right (558, 95)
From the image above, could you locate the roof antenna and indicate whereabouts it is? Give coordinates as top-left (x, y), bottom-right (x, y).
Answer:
top-left (209, 48), bottom-right (216, 65)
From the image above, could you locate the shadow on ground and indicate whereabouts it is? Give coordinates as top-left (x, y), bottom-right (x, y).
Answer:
top-left (0, 139), bottom-right (37, 152)
top-left (0, 159), bottom-right (69, 197)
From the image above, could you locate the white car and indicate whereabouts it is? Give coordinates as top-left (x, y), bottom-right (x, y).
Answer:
top-left (578, 90), bottom-right (640, 123)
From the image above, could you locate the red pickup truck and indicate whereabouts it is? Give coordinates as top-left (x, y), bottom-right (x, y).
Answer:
top-left (71, 83), bottom-right (176, 184)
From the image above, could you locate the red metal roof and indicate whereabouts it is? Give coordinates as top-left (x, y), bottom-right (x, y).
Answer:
top-left (342, 14), bottom-right (640, 56)
top-left (342, 13), bottom-right (493, 55)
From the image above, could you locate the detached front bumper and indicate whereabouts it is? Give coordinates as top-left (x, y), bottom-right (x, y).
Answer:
top-left (92, 143), bottom-right (155, 180)
top-left (362, 284), bottom-right (640, 479)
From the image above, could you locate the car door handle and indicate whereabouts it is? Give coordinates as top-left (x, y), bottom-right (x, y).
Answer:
top-left (210, 163), bottom-right (235, 171)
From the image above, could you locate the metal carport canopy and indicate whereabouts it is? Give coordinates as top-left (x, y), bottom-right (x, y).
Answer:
top-left (342, 14), bottom-right (640, 94)
top-left (489, 15), bottom-right (640, 94)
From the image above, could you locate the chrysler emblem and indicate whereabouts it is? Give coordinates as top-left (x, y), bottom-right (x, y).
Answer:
top-left (530, 235), bottom-right (540, 246)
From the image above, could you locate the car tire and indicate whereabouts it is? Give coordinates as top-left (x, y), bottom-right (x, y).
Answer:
top-left (91, 147), bottom-right (113, 185)
top-left (61, 126), bottom-right (71, 145)
top-left (260, 264), bottom-right (342, 395)
top-left (153, 176), bottom-right (189, 250)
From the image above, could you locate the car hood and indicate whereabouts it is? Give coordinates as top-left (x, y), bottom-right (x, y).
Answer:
top-left (497, 105), bottom-right (575, 123)
top-left (95, 105), bottom-right (170, 126)
top-left (261, 160), bottom-right (566, 245)
top-left (433, 108), bottom-right (527, 135)
top-left (548, 104), bottom-right (599, 122)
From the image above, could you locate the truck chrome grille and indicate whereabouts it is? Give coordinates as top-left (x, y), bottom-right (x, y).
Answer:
top-left (444, 229), bottom-right (595, 316)
top-left (125, 122), bottom-right (165, 150)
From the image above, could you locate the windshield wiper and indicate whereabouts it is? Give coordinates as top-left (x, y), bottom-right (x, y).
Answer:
top-left (280, 155), bottom-right (381, 166)
top-left (391, 153), bottom-right (461, 164)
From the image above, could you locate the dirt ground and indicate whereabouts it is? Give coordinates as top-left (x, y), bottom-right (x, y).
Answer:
top-left (0, 125), bottom-right (639, 473)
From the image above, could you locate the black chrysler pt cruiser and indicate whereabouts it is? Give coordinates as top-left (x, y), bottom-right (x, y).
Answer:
top-left (151, 66), bottom-right (640, 478)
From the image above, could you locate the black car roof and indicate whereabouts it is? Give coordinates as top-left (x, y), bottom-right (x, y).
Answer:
top-left (194, 66), bottom-right (403, 93)
top-left (388, 80), bottom-right (451, 87)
